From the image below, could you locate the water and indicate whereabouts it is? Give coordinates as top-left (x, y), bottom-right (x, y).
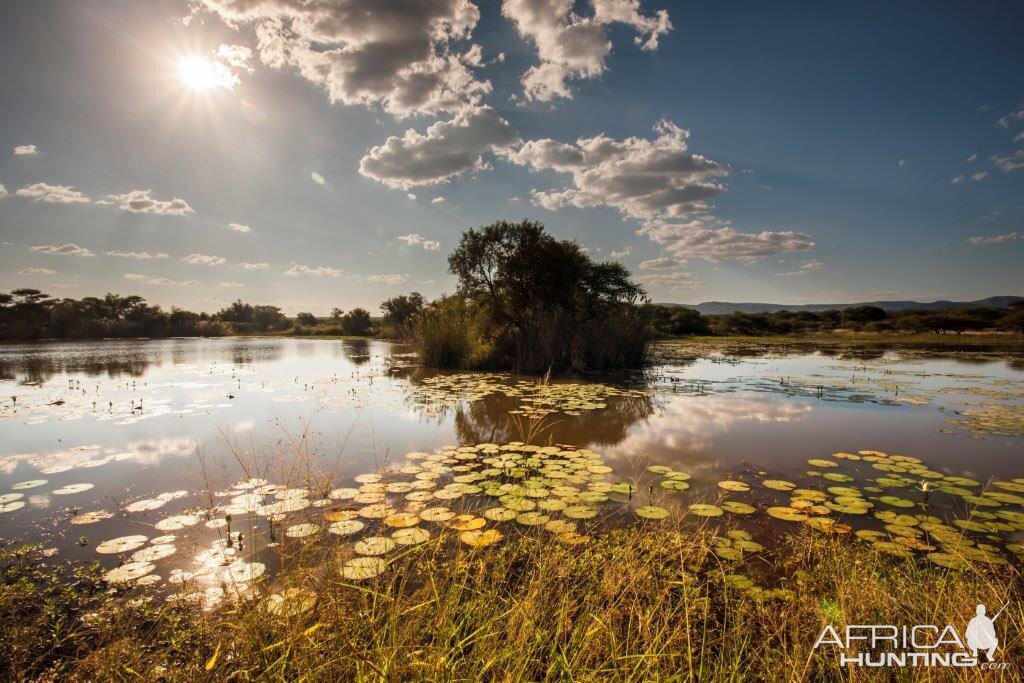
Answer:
top-left (1, 337), bottom-right (1021, 597)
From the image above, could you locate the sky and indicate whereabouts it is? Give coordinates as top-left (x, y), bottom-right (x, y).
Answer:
top-left (0, 0), bottom-right (1022, 315)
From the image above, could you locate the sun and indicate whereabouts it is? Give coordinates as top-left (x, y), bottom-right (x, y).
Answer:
top-left (177, 56), bottom-right (236, 91)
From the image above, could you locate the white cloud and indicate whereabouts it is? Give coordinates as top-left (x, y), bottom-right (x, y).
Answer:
top-left (30, 243), bottom-right (95, 257)
top-left (49, 282), bottom-right (80, 289)
top-left (991, 150), bottom-right (1024, 173)
top-left (965, 153), bottom-right (978, 162)
top-left (971, 171), bottom-right (988, 182)
top-left (417, 279), bottom-right (437, 285)
top-left (950, 174), bottom-right (965, 184)
top-left (124, 273), bottom-right (198, 286)
top-left (199, 0), bottom-right (490, 117)
top-left (639, 256), bottom-right (684, 270)
top-left (366, 273), bottom-right (408, 284)
top-left (240, 261), bottom-right (270, 271)
top-left (505, 120), bottom-right (728, 220)
top-left (284, 263), bottom-right (343, 277)
top-left (636, 270), bottom-right (699, 291)
top-left (18, 267), bottom-right (55, 276)
top-left (638, 217), bottom-right (815, 263)
top-left (780, 259), bottom-right (825, 277)
top-left (0, 183), bottom-right (6, 198)
top-left (609, 247), bottom-right (632, 258)
top-left (107, 189), bottom-right (194, 216)
top-left (968, 232), bottom-right (1019, 245)
top-left (16, 182), bottom-right (90, 203)
top-left (219, 282), bottom-right (245, 288)
top-left (228, 222), bottom-right (252, 233)
top-left (502, 0), bottom-right (671, 101)
top-left (182, 253), bottom-right (227, 266)
top-left (359, 106), bottom-right (517, 188)
top-left (398, 233), bottom-right (442, 251)
top-left (104, 251), bottom-right (169, 260)
top-left (431, 196), bottom-right (446, 203)
top-left (13, 144), bottom-right (38, 156)
top-left (898, 158), bottom-right (907, 167)
top-left (407, 192), bottom-right (418, 200)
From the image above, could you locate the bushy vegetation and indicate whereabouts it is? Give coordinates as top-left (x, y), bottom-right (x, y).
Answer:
top-left (0, 289), bottom-right (229, 339)
top-left (412, 220), bottom-right (650, 373)
top-left (2, 525), bottom-right (1019, 680)
top-left (377, 292), bottom-right (425, 338)
top-left (652, 301), bottom-right (1024, 337)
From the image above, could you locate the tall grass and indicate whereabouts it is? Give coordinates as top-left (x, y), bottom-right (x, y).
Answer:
top-left (412, 297), bottom-right (650, 373)
top-left (3, 519), bottom-right (1019, 681)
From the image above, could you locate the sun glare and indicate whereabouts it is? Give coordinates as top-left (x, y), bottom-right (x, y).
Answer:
top-left (178, 56), bottom-right (236, 91)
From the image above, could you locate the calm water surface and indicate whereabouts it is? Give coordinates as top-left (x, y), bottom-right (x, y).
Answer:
top-left (1, 337), bottom-right (1021, 593)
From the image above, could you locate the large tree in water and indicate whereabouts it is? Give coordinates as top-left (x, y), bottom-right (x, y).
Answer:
top-left (417, 220), bottom-right (650, 373)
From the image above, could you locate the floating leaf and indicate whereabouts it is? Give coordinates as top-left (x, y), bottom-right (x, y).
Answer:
top-left (266, 587), bottom-right (317, 616)
top-left (635, 505), bottom-right (669, 519)
top-left (340, 556), bottom-right (387, 580)
top-left (459, 529), bottom-right (503, 547)
top-left (104, 561), bottom-right (155, 584)
top-left (354, 536), bottom-right (396, 556)
top-left (688, 503), bottom-right (724, 517)
top-left (717, 481), bottom-right (750, 492)
top-left (96, 535), bottom-right (148, 554)
top-left (392, 527), bottom-right (430, 545)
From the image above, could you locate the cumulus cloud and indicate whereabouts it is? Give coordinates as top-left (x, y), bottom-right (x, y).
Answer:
top-left (780, 259), bottom-right (825, 276)
top-left (431, 196), bottom-right (446, 203)
top-left (16, 182), bottom-right (90, 203)
top-left (228, 222), bottom-right (252, 233)
top-left (198, 0), bottom-right (490, 117)
top-left (106, 189), bottom-right (194, 216)
top-left (609, 247), bottom-right (632, 258)
top-left (991, 150), bottom-right (1024, 173)
top-left (636, 270), bottom-right (699, 291)
top-left (30, 243), bottom-right (95, 257)
top-left (104, 250), bottom-right (169, 260)
top-left (639, 256), bottom-right (684, 270)
top-left (505, 120), bottom-right (728, 219)
top-left (638, 217), bottom-right (815, 262)
top-left (968, 232), bottom-right (1019, 245)
top-left (219, 282), bottom-right (245, 288)
top-left (398, 233), bottom-right (442, 250)
top-left (13, 144), bottom-right (38, 155)
top-left (366, 273), bottom-right (408, 284)
top-left (18, 267), bottom-right (55, 276)
top-left (124, 273), bottom-right (198, 286)
top-left (502, 0), bottom-right (671, 101)
top-left (971, 171), bottom-right (988, 182)
top-left (359, 106), bottom-right (517, 188)
top-left (182, 253), bottom-right (227, 266)
top-left (284, 262), bottom-right (343, 277)
top-left (240, 261), bottom-right (270, 270)
top-left (950, 174), bottom-right (965, 184)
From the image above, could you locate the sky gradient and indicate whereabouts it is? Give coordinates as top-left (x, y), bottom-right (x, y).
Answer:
top-left (1, 0), bottom-right (1022, 314)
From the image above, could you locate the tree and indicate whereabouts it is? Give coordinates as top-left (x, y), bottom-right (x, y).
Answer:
top-left (666, 307), bottom-right (711, 335)
top-left (295, 311), bottom-right (317, 326)
top-left (330, 307), bottom-right (344, 321)
top-left (341, 308), bottom-right (372, 335)
top-left (380, 293), bottom-right (424, 328)
top-left (841, 305), bottom-right (887, 326)
top-left (421, 220), bottom-right (649, 372)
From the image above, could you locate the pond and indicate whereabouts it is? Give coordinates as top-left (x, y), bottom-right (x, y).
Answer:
top-left (1, 337), bottom-right (1022, 601)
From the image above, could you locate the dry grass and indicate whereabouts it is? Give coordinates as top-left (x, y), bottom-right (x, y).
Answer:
top-left (3, 517), bottom-right (1020, 681)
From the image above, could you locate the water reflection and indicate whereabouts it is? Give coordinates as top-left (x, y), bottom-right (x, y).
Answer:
top-left (452, 392), bottom-right (655, 446)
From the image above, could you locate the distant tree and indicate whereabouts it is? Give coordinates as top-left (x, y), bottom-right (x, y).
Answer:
top-left (666, 307), bottom-right (711, 335)
top-left (330, 307), bottom-right (344, 321)
top-left (295, 311), bottom-right (317, 326)
top-left (380, 292), bottom-right (424, 328)
top-left (841, 305), bottom-right (887, 326)
top-left (341, 308), bottom-right (372, 335)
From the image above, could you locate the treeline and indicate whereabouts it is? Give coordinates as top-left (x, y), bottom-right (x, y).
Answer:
top-left (650, 302), bottom-right (1024, 336)
top-left (0, 290), bottom-right (374, 340)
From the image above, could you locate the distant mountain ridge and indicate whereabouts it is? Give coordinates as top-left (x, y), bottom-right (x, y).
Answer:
top-left (659, 296), bottom-right (1023, 315)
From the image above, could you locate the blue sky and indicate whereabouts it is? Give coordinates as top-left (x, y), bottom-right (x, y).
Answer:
top-left (1, 0), bottom-right (1022, 314)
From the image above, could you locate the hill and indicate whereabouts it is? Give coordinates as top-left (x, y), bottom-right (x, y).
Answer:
top-left (658, 296), bottom-right (1023, 315)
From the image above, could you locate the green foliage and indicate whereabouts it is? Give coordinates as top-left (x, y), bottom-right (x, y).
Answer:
top-left (294, 312), bottom-right (318, 326)
top-left (0, 290), bottom-right (229, 339)
top-left (379, 293), bottom-right (424, 337)
top-left (416, 220), bottom-right (650, 373)
top-left (215, 300), bottom-right (289, 333)
top-left (411, 295), bottom-right (493, 368)
top-left (340, 308), bottom-right (372, 336)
